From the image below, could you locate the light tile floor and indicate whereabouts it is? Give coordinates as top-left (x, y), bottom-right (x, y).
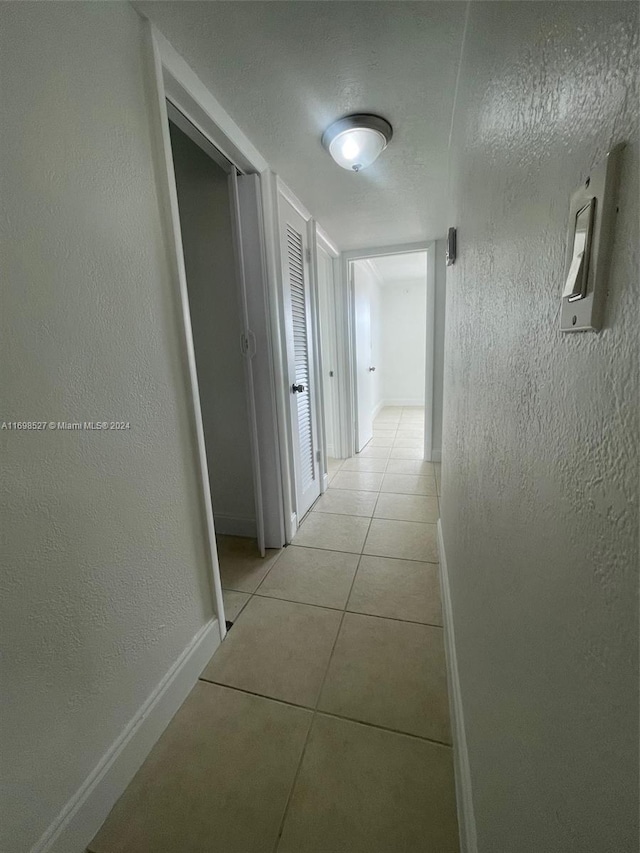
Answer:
top-left (89, 407), bottom-right (456, 853)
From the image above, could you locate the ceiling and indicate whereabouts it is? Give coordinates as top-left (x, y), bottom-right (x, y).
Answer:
top-left (136, 2), bottom-right (466, 250)
top-left (369, 252), bottom-right (427, 285)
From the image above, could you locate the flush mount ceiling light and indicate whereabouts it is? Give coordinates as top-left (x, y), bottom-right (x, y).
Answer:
top-left (321, 114), bottom-right (393, 172)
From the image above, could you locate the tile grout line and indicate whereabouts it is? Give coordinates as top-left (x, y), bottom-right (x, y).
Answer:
top-left (220, 408), bottom-right (439, 847)
top-left (197, 680), bottom-right (452, 750)
top-left (248, 592), bottom-right (444, 629)
top-left (271, 486), bottom-right (380, 852)
top-left (206, 411), bottom-right (450, 850)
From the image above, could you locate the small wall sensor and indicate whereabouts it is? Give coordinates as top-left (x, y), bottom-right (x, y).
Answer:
top-left (446, 227), bottom-right (456, 266)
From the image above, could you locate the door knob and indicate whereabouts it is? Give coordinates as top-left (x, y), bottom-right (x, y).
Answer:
top-left (292, 383), bottom-right (305, 393)
top-left (368, 366), bottom-right (376, 372)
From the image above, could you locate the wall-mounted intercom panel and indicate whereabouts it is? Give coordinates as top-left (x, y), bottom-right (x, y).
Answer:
top-left (561, 144), bottom-right (623, 332)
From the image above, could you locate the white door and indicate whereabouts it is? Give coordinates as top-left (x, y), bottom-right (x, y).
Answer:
top-left (353, 263), bottom-right (374, 452)
top-left (279, 197), bottom-right (321, 521)
top-left (231, 172), bottom-right (286, 551)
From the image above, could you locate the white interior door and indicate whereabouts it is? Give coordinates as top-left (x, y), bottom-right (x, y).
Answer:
top-left (353, 263), bottom-right (374, 452)
top-left (231, 172), bottom-right (286, 550)
top-left (279, 197), bottom-right (321, 522)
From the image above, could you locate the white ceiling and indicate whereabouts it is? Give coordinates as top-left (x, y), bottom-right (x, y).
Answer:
top-left (136, 2), bottom-right (466, 250)
top-left (369, 252), bottom-right (427, 285)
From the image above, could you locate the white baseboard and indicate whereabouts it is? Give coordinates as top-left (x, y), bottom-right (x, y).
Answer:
top-left (372, 399), bottom-right (385, 420)
top-left (213, 514), bottom-right (256, 538)
top-left (437, 521), bottom-right (478, 853)
top-left (31, 618), bottom-right (221, 853)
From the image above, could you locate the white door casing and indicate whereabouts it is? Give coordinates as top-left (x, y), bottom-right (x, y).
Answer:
top-left (353, 263), bottom-right (374, 453)
top-left (316, 244), bottom-right (339, 459)
top-left (342, 242), bottom-right (435, 461)
top-left (279, 196), bottom-right (321, 521)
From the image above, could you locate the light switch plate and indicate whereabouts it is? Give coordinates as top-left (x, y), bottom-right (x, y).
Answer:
top-left (561, 143), bottom-right (624, 332)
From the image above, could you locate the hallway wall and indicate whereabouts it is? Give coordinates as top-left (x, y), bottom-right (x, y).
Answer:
top-left (442, 3), bottom-right (638, 851)
top-left (1, 4), bottom-right (216, 851)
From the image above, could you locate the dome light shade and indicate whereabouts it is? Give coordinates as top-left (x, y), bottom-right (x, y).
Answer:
top-left (322, 114), bottom-right (393, 172)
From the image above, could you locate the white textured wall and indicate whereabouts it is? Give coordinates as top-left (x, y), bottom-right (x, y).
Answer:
top-left (442, 3), bottom-right (638, 851)
top-left (380, 281), bottom-right (427, 407)
top-left (169, 124), bottom-right (256, 535)
top-left (0, 4), bottom-right (214, 850)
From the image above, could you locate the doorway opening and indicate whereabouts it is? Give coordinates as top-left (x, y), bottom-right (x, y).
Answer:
top-left (169, 119), bottom-right (258, 543)
top-left (344, 244), bottom-right (439, 463)
top-left (163, 100), bottom-right (286, 634)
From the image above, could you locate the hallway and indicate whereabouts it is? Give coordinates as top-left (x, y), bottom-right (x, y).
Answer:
top-left (88, 407), bottom-right (457, 853)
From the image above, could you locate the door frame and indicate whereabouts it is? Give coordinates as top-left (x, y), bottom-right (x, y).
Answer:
top-left (340, 242), bottom-right (436, 461)
top-left (143, 21), bottom-right (292, 636)
top-left (314, 226), bottom-right (341, 485)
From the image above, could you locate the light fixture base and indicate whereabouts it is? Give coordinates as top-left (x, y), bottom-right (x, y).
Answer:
top-left (322, 114), bottom-right (393, 172)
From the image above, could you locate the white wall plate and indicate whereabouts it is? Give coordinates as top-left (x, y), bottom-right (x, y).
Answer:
top-left (561, 144), bottom-right (624, 332)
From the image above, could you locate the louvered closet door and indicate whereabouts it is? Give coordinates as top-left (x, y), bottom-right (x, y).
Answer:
top-left (279, 198), bottom-right (321, 522)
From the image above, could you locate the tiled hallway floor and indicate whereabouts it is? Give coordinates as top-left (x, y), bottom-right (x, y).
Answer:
top-left (89, 407), bottom-right (457, 853)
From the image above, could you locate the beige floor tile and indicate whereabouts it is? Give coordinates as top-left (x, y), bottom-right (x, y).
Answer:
top-left (373, 419), bottom-right (400, 428)
top-left (395, 429), bottom-right (424, 439)
top-left (340, 456), bottom-right (388, 473)
top-left (367, 436), bottom-right (394, 447)
top-left (312, 487), bottom-right (378, 516)
top-left (372, 428), bottom-right (397, 438)
top-left (380, 472), bottom-right (437, 496)
top-left (216, 535), bottom-right (281, 593)
top-left (385, 458), bottom-right (434, 475)
top-left (374, 492), bottom-right (439, 523)
top-left (201, 597), bottom-right (341, 707)
top-left (364, 518), bottom-right (438, 562)
top-left (89, 683), bottom-right (312, 853)
top-left (257, 546), bottom-right (359, 609)
top-left (329, 471), bottom-right (384, 492)
top-left (318, 613), bottom-right (451, 742)
top-left (347, 555), bottom-right (443, 625)
top-left (392, 436), bottom-right (424, 448)
top-left (222, 590), bottom-right (251, 622)
top-left (389, 446), bottom-right (424, 459)
top-left (327, 457), bottom-right (344, 475)
top-left (293, 513), bottom-right (371, 553)
top-left (357, 445), bottom-right (392, 458)
top-left (278, 714), bottom-right (458, 853)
